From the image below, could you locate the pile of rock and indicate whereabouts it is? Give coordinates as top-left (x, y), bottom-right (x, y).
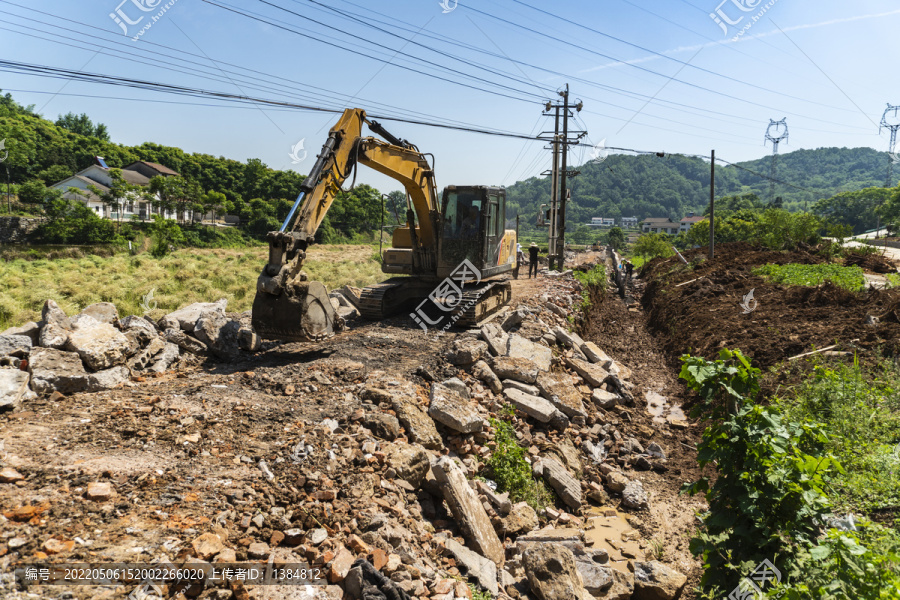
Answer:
top-left (0, 298), bottom-right (260, 408)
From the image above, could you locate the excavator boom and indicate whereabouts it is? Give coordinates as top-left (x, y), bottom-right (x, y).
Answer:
top-left (251, 109), bottom-right (442, 342)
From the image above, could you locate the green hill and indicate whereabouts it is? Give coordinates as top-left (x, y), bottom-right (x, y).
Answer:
top-left (507, 146), bottom-right (893, 229)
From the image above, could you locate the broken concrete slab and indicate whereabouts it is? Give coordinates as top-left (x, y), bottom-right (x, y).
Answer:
top-left (165, 299), bottom-right (227, 332)
top-left (1, 322), bottom-right (39, 345)
top-left (506, 334), bottom-right (552, 372)
top-left (471, 360), bottom-right (502, 394)
top-left (489, 356), bottom-right (540, 384)
top-left (128, 337), bottom-right (166, 371)
top-left (591, 389), bottom-right (619, 409)
top-left (502, 379), bottom-right (540, 396)
top-left (446, 338), bottom-right (488, 366)
top-left (429, 383), bottom-right (484, 434)
top-left (564, 357), bottom-right (610, 388)
top-left (540, 457), bottom-right (582, 511)
top-left (605, 568), bottom-right (635, 600)
top-left (475, 479), bottom-right (512, 515)
top-left (65, 315), bottom-right (130, 370)
top-left (164, 329), bottom-right (208, 355)
top-left (87, 366), bottom-right (130, 391)
top-left (553, 326), bottom-right (585, 350)
top-left (440, 377), bottom-right (470, 400)
top-left (535, 372), bottom-right (586, 419)
top-left (390, 393), bottom-right (443, 451)
top-left (29, 348), bottom-right (90, 394)
top-left (480, 322), bottom-right (508, 356)
top-left (500, 308), bottom-right (529, 332)
top-left (0, 369), bottom-right (30, 410)
top-left (78, 303), bottom-right (119, 325)
top-left (438, 535), bottom-right (498, 596)
top-left (522, 544), bottom-right (589, 600)
top-left (580, 342), bottom-right (611, 365)
top-left (633, 561), bottom-right (687, 600)
top-left (0, 335), bottom-right (32, 359)
top-left (432, 456), bottom-right (504, 565)
top-left (503, 388), bottom-right (568, 430)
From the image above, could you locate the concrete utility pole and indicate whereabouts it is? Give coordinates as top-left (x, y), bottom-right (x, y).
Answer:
top-left (539, 84), bottom-right (586, 271)
top-left (709, 149), bottom-right (715, 259)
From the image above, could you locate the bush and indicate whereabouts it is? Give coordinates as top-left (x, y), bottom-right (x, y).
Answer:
top-left (149, 215), bottom-right (184, 257)
top-left (486, 417), bottom-right (552, 511)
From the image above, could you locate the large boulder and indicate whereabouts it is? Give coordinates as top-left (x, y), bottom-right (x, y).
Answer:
top-left (29, 348), bottom-right (91, 394)
top-left (633, 561), bottom-right (687, 600)
top-left (65, 315), bottom-right (130, 370)
top-left (506, 334), bottom-right (552, 371)
top-left (0, 335), bottom-right (32, 359)
top-left (0, 370), bottom-right (30, 410)
top-left (193, 311), bottom-right (242, 360)
top-left (164, 299), bottom-right (227, 332)
top-left (78, 303), bottom-right (119, 325)
top-left (522, 544), bottom-right (589, 600)
top-left (429, 383), bottom-right (484, 434)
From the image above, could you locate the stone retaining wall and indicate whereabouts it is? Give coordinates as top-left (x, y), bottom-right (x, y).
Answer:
top-left (0, 216), bottom-right (41, 244)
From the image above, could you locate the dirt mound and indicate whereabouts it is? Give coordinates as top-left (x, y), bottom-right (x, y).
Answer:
top-left (845, 249), bottom-right (898, 274)
top-left (641, 243), bottom-right (900, 369)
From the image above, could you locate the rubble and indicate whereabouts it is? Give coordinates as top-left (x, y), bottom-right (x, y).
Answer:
top-left (522, 543), bottom-right (589, 600)
top-left (0, 334), bottom-right (32, 358)
top-left (489, 356), bottom-right (540, 384)
top-left (432, 456), bottom-right (504, 564)
top-left (164, 298), bottom-right (228, 332)
top-left (633, 561), bottom-right (688, 600)
top-left (506, 333), bottom-right (552, 371)
top-left (438, 536), bottom-right (498, 595)
top-left (0, 369), bottom-right (30, 410)
top-left (429, 382), bottom-right (484, 434)
top-left (539, 457), bottom-right (583, 511)
top-left (503, 388), bottom-right (569, 430)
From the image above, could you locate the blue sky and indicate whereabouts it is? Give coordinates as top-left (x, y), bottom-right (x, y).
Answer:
top-left (1, 0), bottom-right (899, 196)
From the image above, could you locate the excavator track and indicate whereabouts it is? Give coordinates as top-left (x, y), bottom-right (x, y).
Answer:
top-left (453, 279), bottom-right (512, 328)
top-left (357, 277), bottom-right (511, 328)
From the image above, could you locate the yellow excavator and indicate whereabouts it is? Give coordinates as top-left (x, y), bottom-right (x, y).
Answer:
top-left (251, 108), bottom-right (518, 342)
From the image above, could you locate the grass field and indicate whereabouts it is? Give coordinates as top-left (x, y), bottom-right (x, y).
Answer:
top-left (0, 245), bottom-right (385, 330)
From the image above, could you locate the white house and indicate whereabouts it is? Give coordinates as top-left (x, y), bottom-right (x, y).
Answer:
top-left (680, 213), bottom-right (705, 233)
top-left (620, 216), bottom-right (638, 228)
top-left (641, 218), bottom-right (680, 235)
top-left (588, 217), bottom-right (615, 228)
top-left (51, 158), bottom-right (182, 221)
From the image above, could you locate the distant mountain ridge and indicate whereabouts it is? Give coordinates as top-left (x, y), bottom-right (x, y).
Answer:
top-left (505, 146), bottom-right (893, 227)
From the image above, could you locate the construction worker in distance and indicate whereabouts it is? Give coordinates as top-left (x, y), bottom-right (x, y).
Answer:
top-left (517, 243), bottom-right (526, 268)
top-left (528, 243), bottom-right (540, 278)
top-left (625, 260), bottom-right (634, 279)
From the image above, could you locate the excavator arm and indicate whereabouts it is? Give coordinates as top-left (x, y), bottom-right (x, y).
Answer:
top-left (252, 108), bottom-right (440, 342)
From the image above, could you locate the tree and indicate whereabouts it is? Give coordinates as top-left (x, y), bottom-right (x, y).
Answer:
top-left (55, 112), bottom-right (110, 141)
top-left (632, 233), bottom-right (675, 260)
top-left (16, 180), bottom-right (52, 206)
top-left (386, 190), bottom-right (407, 225)
top-left (571, 224), bottom-right (595, 245)
top-left (149, 215), bottom-right (184, 257)
top-left (200, 190), bottom-right (227, 222)
top-left (607, 226), bottom-right (625, 250)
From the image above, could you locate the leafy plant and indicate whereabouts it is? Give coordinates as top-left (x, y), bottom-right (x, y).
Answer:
top-left (486, 417), bottom-right (552, 511)
top-left (679, 348), bottom-right (760, 416)
top-left (753, 263), bottom-right (866, 292)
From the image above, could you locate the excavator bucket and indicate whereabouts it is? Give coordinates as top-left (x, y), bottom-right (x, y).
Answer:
top-left (251, 281), bottom-right (341, 343)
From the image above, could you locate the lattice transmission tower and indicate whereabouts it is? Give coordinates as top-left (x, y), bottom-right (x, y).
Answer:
top-left (764, 118), bottom-right (789, 202)
top-left (880, 104), bottom-right (900, 188)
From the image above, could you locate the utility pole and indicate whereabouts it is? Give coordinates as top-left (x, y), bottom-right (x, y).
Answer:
top-left (538, 85), bottom-right (585, 271)
top-left (764, 118), bottom-right (788, 203)
top-left (709, 150), bottom-right (715, 259)
top-left (880, 104), bottom-right (900, 190)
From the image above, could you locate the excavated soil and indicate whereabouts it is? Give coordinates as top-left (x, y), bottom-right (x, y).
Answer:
top-left (641, 242), bottom-right (900, 375)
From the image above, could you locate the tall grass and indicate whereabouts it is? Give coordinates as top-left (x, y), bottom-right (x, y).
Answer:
top-left (0, 245), bottom-right (385, 329)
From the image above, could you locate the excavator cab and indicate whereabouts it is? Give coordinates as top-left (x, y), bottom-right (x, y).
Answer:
top-left (437, 186), bottom-right (516, 279)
